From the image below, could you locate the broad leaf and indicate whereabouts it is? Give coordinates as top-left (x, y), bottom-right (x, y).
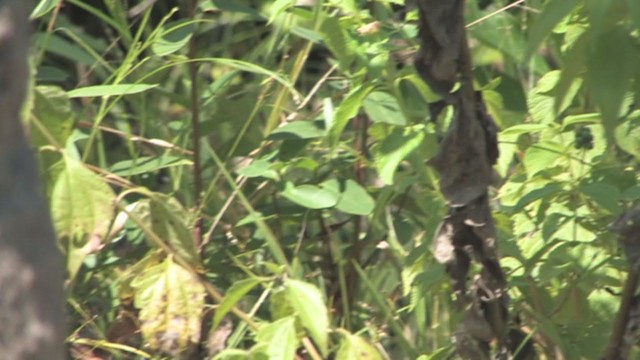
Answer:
top-left (336, 331), bottom-right (383, 360)
top-left (586, 26), bottom-right (637, 145)
top-left (51, 157), bottom-right (115, 278)
top-left (363, 91), bottom-right (407, 126)
top-left (321, 179), bottom-right (375, 215)
top-left (281, 182), bottom-right (339, 209)
top-left (374, 125), bottom-right (427, 185)
top-left (284, 279), bottom-right (329, 356)
top-left (255, 317), bottom-right (299, 360)
top-left (131, 258), bottom-right (205, 354)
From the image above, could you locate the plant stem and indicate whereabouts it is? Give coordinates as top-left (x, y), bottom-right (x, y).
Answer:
top-left (188, 0), bottom-right (203, 250)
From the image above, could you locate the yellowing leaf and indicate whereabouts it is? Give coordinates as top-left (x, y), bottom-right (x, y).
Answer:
top-left (131, 257), bottom-right (205, 355)
top-left (336, 331), bottom-right (383, 360)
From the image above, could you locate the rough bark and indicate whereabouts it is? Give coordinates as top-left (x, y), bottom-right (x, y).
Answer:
top-left (414, 1), bottom-right (532, 358)
top-left (0, 1), bottom-right (67, 359)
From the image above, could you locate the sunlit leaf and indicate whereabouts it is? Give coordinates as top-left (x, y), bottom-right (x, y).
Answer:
top-left (67, 84), bottom-right (158, 98)
top-left (51, 157), bottom-right (115, 278)
top-left (284, 279), bottom-right (329, 356)
top-left (329, 84), bottom-right (374, 149)
top-left (152, 20), bottom-right (195, 56)
top-left (255, 316), bottom-right (299, 360)
top-left (522, 141), bottom-right (564, 178)
top-left (131, 258), bottom-right (205, 355)
top-left (31, 0), bottom-right (62, 19)
top-left (336, 331), bottom-right (383, 360)
top-left (321, 16), bottom-right (355, 69)
top-left (363, 91), bottom-right (407, 126)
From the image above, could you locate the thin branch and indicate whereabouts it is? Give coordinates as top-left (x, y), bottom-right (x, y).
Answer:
top-left (188, 0), bottom-right (204, 250)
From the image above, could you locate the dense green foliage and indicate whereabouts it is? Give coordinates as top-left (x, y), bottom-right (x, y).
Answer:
top-left (28, 0), bottom-right (640, 359)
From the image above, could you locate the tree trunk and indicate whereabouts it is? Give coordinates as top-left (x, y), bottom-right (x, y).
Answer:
top-left (0, 1), bottom-right (66, 359)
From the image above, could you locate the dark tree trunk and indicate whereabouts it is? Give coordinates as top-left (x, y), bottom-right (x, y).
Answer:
top-left (0, 1), bottom-right (66, 359)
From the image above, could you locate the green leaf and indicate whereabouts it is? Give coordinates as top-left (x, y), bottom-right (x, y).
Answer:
top-left (284, 279), bottom-right (329, 356)
top-left (33, 32), bottom-right (96, 66)
top-left (579, 182), bottom-right (621, 213)
top-left (237, 159), bottom-right (279, 180)
top-left (213, 278), bottom-right (263, 329)
top-left (213, 349), bottom-right (250, 360)
top-left (31, 0), bottom-right (62, 19)
top-left (329, 85), bottom-right (374, 149)
top-left (51, 157), bottom-right (115, 279)
top-left (255, 317), bottom-right (299, 360)
top-left (528, 70), bottom-right (581, 124)
top-left (30, 85), bottom-right (74, 148)
top-left (131, 195), bottom-right (202, 268)
top-left (523, 141), bottom-right (564, 177)
top-left (526, 0), bottom-right (580, 57)
top-left (67, 84), bottom-right (158, 98)
top-left (269, 121), bottom-right (326, 140)
top-left (321, 179), bottom-right (375, 215)
top-left (110, 155), bottom-right (192, 176)
top-left (514, 182), bottom-right (563, 212)
top-left (336, 331), bottom-right (383, 360)
top-left (281, 182), bottom-right (339, 209)
top-left (152, 20), bottom-right (195, 56)
top-left (131, 258), bottom-right (205, 354)
top-left (374, 125), bottom-right (427, 185)
top-left (615, 112), bottom-right (640, 159)
top-left (269, 0), bottom-right (296, 23)
top-left (320, 16), bottom-right (354, 69)
top-left (500, 124), bottom-right (549, 137)
top-left (363, 91), bottom-right (407, 126)
top-left (587, 26), bottom-right (637, 146)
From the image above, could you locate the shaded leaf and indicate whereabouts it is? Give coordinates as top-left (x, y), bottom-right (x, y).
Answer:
top-left (269, 121), bottom-right (326, 140)
top-left (213, 278), bottom-right (263, 329)
top-left (374, 125), bottom-right (428, 185)
top-left (321, 179), bottom-right (375, 215)
top-left (281, 182), bottom-right (339, 209)
top-left (526, 0), bottom-right (580, 57)
top-left (329, 85), bottom-right (374, 149)
top-left (586, 26), bottom-right (637, 145)
top-left (110, 155), bottom-right (192, 176)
